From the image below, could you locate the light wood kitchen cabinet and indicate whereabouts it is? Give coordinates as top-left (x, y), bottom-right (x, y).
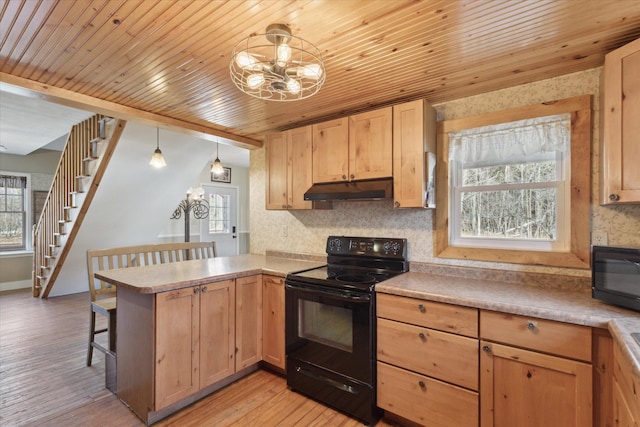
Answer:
top-left (392, 99), bottom-right (436, 208)
top-left (312, 117), bottom-right (349, 183)
top-left (601, 37), bottom-right (640, 204)
top-left (312, 107), bottom-right (392, 183)
top-left (198, 280), bottom-right (236, 388)
top-left (235, 275), bottom-right (262, 370)
top-left (265, 127), bottom-right (313, 210)
top-left (155, 286), bottom-right (201, 409)
top-left (479, 311), bottom-right (593, 427)
top-left (117, 276), bottom-right (262, 423)
top-left (612, 340), bottom-right (640, 426)
top-left (262, 274), bottom-right (286, 371)
top-left (376, 293), bottom-right (479, 427)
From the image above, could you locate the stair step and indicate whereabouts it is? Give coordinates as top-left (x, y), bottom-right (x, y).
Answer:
top-left (83, 155), bottom-right (99, 161)
top-left (89, 136), bottom-right (106, 144)
top-left (58, 219), bottom-right (71, 224)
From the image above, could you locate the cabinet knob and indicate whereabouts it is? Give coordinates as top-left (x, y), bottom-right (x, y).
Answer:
top-left (350, 174), bottom-right (355, 179)
top-left (194, 287), bottom-right (199, 294)
top-left (418, 381), bottom-right (426, 389)
top-left (609, 193), bottom-right (620, 201)
top-left (282, 204), bottom-right (287, 209)
top-left (527, 321), bottom-right (536, 331)
top-left (202, 286), bottom-right (207, 293)
top-left (482, 345), bottom-right (491, 353)
top-left (418, 332), bottom-right (426, 340)
top-left (342, 174), bottom-right (347, 180)
top-left (394, 201), bottom-right (400, 208)
top-left (417, 304), bottom-right (426, 313)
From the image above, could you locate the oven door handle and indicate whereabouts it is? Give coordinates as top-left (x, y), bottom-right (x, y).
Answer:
top-left (285, 282), bottom-right (371, 303)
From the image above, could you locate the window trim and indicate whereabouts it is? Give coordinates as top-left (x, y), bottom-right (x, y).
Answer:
top-left (0, 172), bottom-right (31, 252)
top-left (435, 95), bottom-right (592, 269)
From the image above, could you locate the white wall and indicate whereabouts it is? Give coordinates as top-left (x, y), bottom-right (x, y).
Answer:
top-left (52, 122), bottom-right (218, 296)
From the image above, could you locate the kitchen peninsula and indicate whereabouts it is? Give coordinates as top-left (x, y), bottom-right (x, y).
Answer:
top-left (95, 254), bottom-right (323, 425)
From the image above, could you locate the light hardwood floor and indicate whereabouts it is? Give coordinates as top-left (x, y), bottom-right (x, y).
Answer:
top-left (0, 290), bottom-right (400, 426)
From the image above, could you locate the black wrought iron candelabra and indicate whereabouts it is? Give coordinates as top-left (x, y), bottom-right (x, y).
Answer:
top-left (171, 191), bottom-right (209, 243)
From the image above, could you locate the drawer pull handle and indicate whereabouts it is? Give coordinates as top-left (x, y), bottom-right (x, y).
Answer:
top-left (202, 286), bottom-right (207, 293)
top-left (418, 332), bottom-right (426, 340)
top-left (418, 304), bottom-right (426, 313)
top-left (418, 381), bottom-right (426, 389)
top-left (527, 322), bottom-right (536, 331)
top-left (194, 287), bottom-right (199, 294)
top-left (482, 345), bottom-right (491, 353)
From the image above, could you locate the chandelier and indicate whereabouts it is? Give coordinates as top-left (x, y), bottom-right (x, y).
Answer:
top-left (230, 23), bottom-right (325, 101)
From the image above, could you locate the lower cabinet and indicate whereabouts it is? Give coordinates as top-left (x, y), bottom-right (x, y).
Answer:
top-left (376, 295), bottom-right (597, 427)
top-left (262, 274), bottom-right (286, 371)
top-left (479, 310), bottom-right (593, 427)
top-left (613, 340), bottom-right (640, 426)
top-left (376, 293), bottom-right (479, 427)
top-left (117, 275), bottom-right (262, 424)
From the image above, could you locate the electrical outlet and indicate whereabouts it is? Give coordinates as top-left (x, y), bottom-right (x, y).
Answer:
top-left (592, 231), bottom-right (608, 246)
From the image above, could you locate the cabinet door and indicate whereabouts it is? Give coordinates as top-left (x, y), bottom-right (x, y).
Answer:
top-left (155, 287), bottom-right (200, 409)
top-left (392, 100), bottom-right (436, 208)
top-left (235, 275), bottom-right (262, 370)
top-left (480, 341), bottom-right (592, 427)
top-left (613, 380), bottom-right (639, 427)
top-left (312, 117), bottom-right (349, 183)
top-left (200, 280), bottom-right (235, 387)
top-left (265, 132), bottom-right (289, 209)
top-left (287, 126), bottom-right (313, 209)
top-left (349, 107), bottom-right (393, 181)
top-left (602, 37), bottom-right (640, 204)
top-left (262, 275), bottom-right (285, 370)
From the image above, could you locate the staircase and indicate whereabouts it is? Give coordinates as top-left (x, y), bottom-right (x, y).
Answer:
top-left (32, 115), bottom-right (126, 298)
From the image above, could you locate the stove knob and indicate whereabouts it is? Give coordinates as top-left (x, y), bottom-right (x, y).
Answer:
top-left (383, 242), bottom-right (391, 252)
top-left (392, 242), bottom-right (401, 254)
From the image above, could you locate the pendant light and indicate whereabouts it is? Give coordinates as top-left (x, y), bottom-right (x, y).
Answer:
top-left (149, 127), bottom-right (167, 168)
top-left (211, 140), bottom-right (224, 175)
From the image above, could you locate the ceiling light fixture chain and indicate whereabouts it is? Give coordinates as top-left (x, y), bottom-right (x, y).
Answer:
top-left (230, 23), bottom-right (325, 101)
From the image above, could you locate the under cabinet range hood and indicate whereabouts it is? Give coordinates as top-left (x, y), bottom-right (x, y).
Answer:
top-left (304, 178), bottom-right (393, 201)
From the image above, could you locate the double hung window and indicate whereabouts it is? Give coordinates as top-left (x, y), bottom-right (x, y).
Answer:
top-left (449, 114), bottom-right (571, 251)
top-left (0, 174), bottom-right (28, 251)
top-left (435, 96), bottom-right (592, 269)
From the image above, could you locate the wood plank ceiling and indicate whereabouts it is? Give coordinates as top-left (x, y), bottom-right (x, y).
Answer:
top-left (1, 0), bottom-right (640, 148)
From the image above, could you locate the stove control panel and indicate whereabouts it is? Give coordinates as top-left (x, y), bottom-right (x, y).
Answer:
top-left (326, 236), bottom-right (407, 258)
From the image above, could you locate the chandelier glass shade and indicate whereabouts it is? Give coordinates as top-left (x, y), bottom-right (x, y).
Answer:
top-left (149, 127), bottom-right (167, 168)
top-left (230, 23), bottom-right (325, 101)
top-left (211, 140), bottom-right (224, 175)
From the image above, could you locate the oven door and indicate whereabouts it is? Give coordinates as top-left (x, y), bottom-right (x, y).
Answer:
top-left (285, 279), bottom-right (374, 384)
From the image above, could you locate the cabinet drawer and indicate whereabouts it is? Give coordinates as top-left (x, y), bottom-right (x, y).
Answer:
top-left (480, 311), bottom-right (592, 362)
top-left (614, 341), bottom-right (640, 417)
top-left (377, 361), bottom-right (478, 427)
top-left (377, 318), bottom-right (478, 390)
top-left (377, 293), bottom-right (478, 337)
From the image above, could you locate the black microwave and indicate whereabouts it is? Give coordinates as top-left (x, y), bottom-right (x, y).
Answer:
top-left (592, 245), bottom-right (640, 312)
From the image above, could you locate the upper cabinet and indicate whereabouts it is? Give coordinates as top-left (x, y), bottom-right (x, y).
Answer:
top-left (312, 107), bottom-right (393, 183)
top-left (311, 117), bottom-right (349, 183)
top-left (265, 126), bottom-right (313, 210)
top-left (392, 99), bottom-right (436, 208)
top-left (601, 37), bottom-right (640, 204)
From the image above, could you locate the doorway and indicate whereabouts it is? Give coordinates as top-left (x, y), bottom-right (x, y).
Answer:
top-left (200, 185), bottom-right (239, 257)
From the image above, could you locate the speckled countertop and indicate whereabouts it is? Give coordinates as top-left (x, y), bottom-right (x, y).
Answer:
top-left (94, 254), bottom-right (324, 294)
top-left (376, 271), bottom-right (640, 384)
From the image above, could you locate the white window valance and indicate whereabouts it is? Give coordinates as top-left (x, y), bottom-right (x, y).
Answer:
top-left (449, 113), bottom-right (571, 166)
